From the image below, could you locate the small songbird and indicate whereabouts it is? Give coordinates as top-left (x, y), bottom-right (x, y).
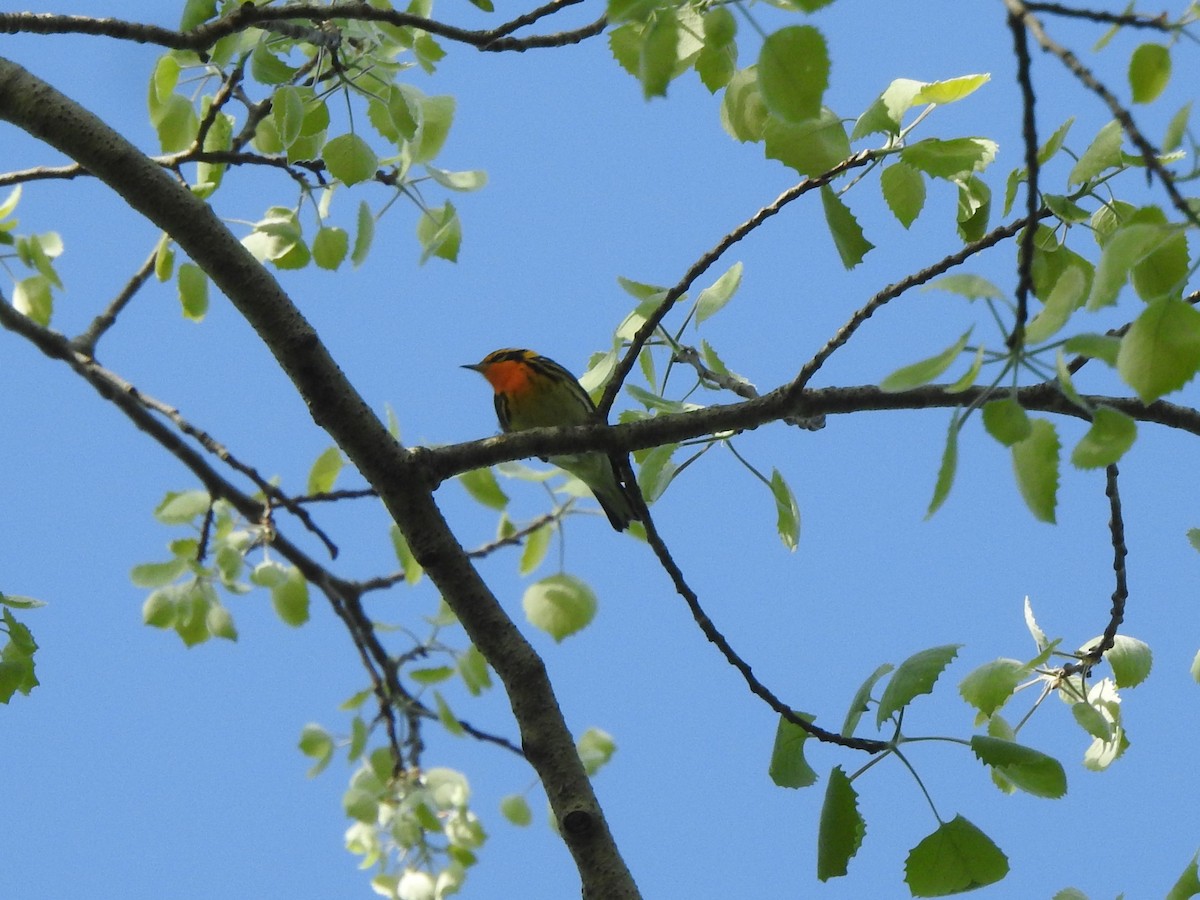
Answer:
top-left (463, 348), bottom-right (639, 531)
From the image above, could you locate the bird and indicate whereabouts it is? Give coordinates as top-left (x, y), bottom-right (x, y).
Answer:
top-left (463, 348), bottom-right (640, 531)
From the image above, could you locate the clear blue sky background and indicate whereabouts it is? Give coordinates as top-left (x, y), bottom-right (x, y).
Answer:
top-left (2, 2), bottom-right (1198, 898)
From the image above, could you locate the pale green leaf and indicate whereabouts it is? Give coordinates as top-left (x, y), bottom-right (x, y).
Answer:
top-left (307, 446), bottom-right (343, 495)
top-left (577, 727), bottom-right (616, 776)
top-left (880, 330), bottom-right (971, 392)
top-left (1117, 297), bottom-right (1200, 402)
top-left (271, 567), bottom-right (310, 627)
top-left (518, 523), bottom-right (553, 576)
top-left (1012, 418), bottom-right (1060, 523)
top-left (924, 273), bottom-right (1003, 301)
top-left (459, 467), bottom-right (508, 510)
top-left (900, 137), bottom-right (997, 178)
top-left (720, 67), bottom-right (767, 143)
top-left (959, 658), bottom-right (1024, 718)
top-left (177, 263), bottom-right (208, 321)
top-left (1025, 266), bottom-right (1086, 343)
top-left (523, 574), bottom-right (596, 642)
top-left (876, 644), bottom-right (961, 727)
top-left (768, 713), bottom-right (818, 788)
top-left (1071, 407), bottom-right (1136, 469)
top-left (926, 417), bottom-right (958, 517)
top-left (500, 794), bottom-right (533, 827)
top-left (352, 200), bottom-right (375, 267)
top-left (1129, 43), bottom-right (1171, 104)
top-left (819, 185), bottom-right (873, 269)
top-left (880, 161), bottom-right (925, 229)
top-left (312, 226), bottom-right (349, 270)
top-left (982, 397), bottom-right (1031, 447)
top-left (769, 468), bottom-right (801, 551)
top-left (695, 261), bottom-right (743, 324)
top-left (763, 108), bottom-right (850, 177)
top-left (914, 73), bottom-right (990, 105)
top-left (970, 736), bottom-right (1067, 798)
top-left (1068, 119), bottom-right (1124, 186)
top-left (323, 133), bottom-right (378, 186)
top-left (841, 663), bottom-right (893, 737)
top-left (639, 9), bottom-right (678, 99)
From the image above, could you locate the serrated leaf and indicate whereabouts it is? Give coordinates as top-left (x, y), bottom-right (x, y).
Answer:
top-left (1071, 701), bottom-right (1113, 740)
top-left (757, 26), bottom-right (828, 123)
top-left (695, 261), bottom-right (742, 324)
top-left (768, 713), bottom-right (818, 788)
top-left (272, 85), bottom-right (305, 148)
top-left (1068, 119), bottom-right (1124, 186)
top-left (904, 815), bottom-right (1009, 896)
top-left (1071, 407), bottom-right (1136, 469)
top-left (880, 330), bottom-right (971, 392)
top-left (636, 442), bottom-right (677, 503)
top-left (1012, 419), bottom-right (1059, 523)
top-left (1117, 297), bottom-right (1200, 402)
top-left (1064, 333), bottom-right (1120, 367)
top-left (500, 794), bottom-right (533, 827)
top-left (720, 67), bottom-right (767, 143)
top-left (323, 133), bottom-right (378, 186)
top-left (769, 468), bottom-right (800, 551)
top-left (926, 417), bottom-right (958, 517)
top-left (416, 201), bottom-right (461, 263)
top-left (459, 467), bottom-right (509, 511)
top-left (959, 659), bottom-right (1024, 718)
top-left (307, 446), bottom-right (343, 494)
top-left (411, 94), bottom-right (455, 164)
top-left (1129, 43), bottom-right (1171, 104)
top-left (900, 137), bottom-right (997, 178)
top-left (876, 644), bottom-right (961, 727)
top-left (1088, 222), bottom-right (1173, 309)
top-left (880, 161), bottom-right (925, 229)
top-left (970, 736), bottom-right (1067, 798)
top-left (982, 397), bottom-right (1031, 447)
top-left (841, 663), bottom-right (894, 737)
top-left (820, 185), bottom-right (873, 269)
top-left (523, 574), bottom-right (596, 642)
top-left (817, 767), bottom-right (864, 881)
top-left (352, 200), bottom-right (375, 267)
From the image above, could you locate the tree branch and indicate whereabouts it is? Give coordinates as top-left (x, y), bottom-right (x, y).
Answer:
top-left (0, 55), bottom-right (639, 900)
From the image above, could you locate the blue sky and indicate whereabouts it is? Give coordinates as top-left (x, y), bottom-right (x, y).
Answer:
top-left (2, 2), bottom-right (1198, 898)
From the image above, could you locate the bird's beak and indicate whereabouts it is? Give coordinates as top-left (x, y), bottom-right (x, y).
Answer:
top-left (462, 362), bottom-right (484, 372)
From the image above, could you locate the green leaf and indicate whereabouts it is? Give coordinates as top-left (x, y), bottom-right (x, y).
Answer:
top-left (768, 713), bottom-right (818, 788)
top-left (367, 85), bottom-right (418, 145)
top-left (841, 663), bottom-right (894, 737)
top-left (411, 94), bottom-right (455, 165)
top-left (819, 185), bottom-right (873, 269)
top-left (180, 0), bottom-right (217, 29)
top-left (924, 273), bottom-right (1003, 301)
top-left (880, 330), bottom-right (971, 392)
top-left (970, 736), bottom-right (1067, 798)
top-left (416, 201), bottom-right (461, 263)
top-left (851, 77), bottom-right (924, 139)
top-left (322, 133), bottom-right (378, 186)
top-left (307, 446), bottom-right (343, 495)
top-left (433, 691), bottom-right (465, 737)
top-left (409, 666), bottom-right (455, 685)
top-left (769, 468), bottom-right (801, 551)
top-left (636, 442), bottom-right (678, 503)
top-left (1071, 407), bottom-right (1136, 469)
top-left (1064, 333), bottom-right (1120, 367)
top-left (155, 490), bottom-right (210, 524)
top-left (1102, 634), bottom-right (1152, 687)
top-left (206, 603), bottom-right (238, 642)
top-left (1117, 297), bottom-right (1200, 402)
top-left (639, 9), bottom-right (678, 99)
top-left (1068, 119), bottom-right (1123, 186)
top-left (1167, 852), bottom-right (1200, 900)
top-left (904, 815), bottom-right (1009, 896)
top-left (982, 397), bottom-right (1031, 447)
top-left (1072, 701), bottom-right (1113, 741)
top-left (900, 138), bottom-right (997, 178)
top-left (576, 727), bottom-right (616, 776)
top-left (757, 26), bottom-right (828, 123)
top-left (1130, 208), bottom-right (1188, 302)
top-left (251, 40), bottom-right (296, 85)
top-left (518, 522), bottom-right (553, 576)
top-left (177, 263), bottom-right (208, 321)
top-left (425, 167), bottom-right (488, 192)
top-left (1164, 102), bottom-right (1192, 152)
top-left (1129, 43), bottom-right (1171, 104)
top-left (1011, 418), bottom-right (1060, 523)
top-left (130, 558), bottom-right (188, 588)
top-left (457, 644), bottom-right (492, 696)
top-left (695, 7), bottom-right (737, 92)
top-left (13, 275), bottom-right (53, 326)
top-left (880, 161), bottom-right (925, 229)
top-left (298, 723), bottom-right (335, 777)
top-left (876, 644), bottom-right (961, 728)
top-left (955, 175), bottom-right (991, 242)
top-left (459, 467), bottom-right (509, 510)
top-left (352, 200), bottom-right (375, 267)
top-left (500, 794), bottom-right (533, 827)
top-left (0, 594), bottom-right (44, 610)
top-left (695, 261), bottom-right (743, 324)
top-left (817, 767), bottom-right (865, 881)
top-left (312, 226), bottom-right (349, 270)
top-left (272, 85), bottom-right (305, 148)
top-left (523, 574), bottom-right (597, 642)
top-left (720, 67), bottom-right (768, 143)
top-left (763, 108), bottom-right (850, 177)
top-left (925, 417), bottom-right (958, 517)
top-left (959, 659), bottom-right (1025, 718)
top-left (271, 567), bottom-right (310, 627)
top-left (1025, 266), bottom-right (1087, 344)
top-left (914, 73), bottom-right (990, 105)
top-left (390, 525), bottom-right (423, 585)
top-left (153, 94), bottom-right (199, 153)
top-left (142, 586), bottom-right (178, 628)
top-left (1087, 222), bottom-right (1173, 309)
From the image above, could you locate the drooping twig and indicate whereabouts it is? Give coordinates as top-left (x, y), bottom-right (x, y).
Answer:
top-left (72, 247), bottom-right (157, 354)
top-left (1091, 463), bottom-right (1129, 660)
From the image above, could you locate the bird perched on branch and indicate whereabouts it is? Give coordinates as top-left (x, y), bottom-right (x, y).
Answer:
top-left (464, 348), bottom-right (640, 531)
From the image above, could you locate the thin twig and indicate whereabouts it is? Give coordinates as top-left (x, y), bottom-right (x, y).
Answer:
top-left (73, 247), bottom-right (157, 354)
top-left (1007, 7), bottom-right (1040, 349)
top-left (1023, 2), bottom-right (1175, 30)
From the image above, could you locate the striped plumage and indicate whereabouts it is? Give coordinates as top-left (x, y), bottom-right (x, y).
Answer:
top-left (464, 349), bottom-right (639, 531)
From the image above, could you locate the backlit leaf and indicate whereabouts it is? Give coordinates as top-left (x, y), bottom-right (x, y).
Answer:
top-left (757, 26), bottom-right (828, 123)
top-left (1012, 418), bottom-right (1060, 523)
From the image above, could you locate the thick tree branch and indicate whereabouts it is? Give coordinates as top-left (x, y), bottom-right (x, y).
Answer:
top-left (0, 55), bottom-right (638, 900)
